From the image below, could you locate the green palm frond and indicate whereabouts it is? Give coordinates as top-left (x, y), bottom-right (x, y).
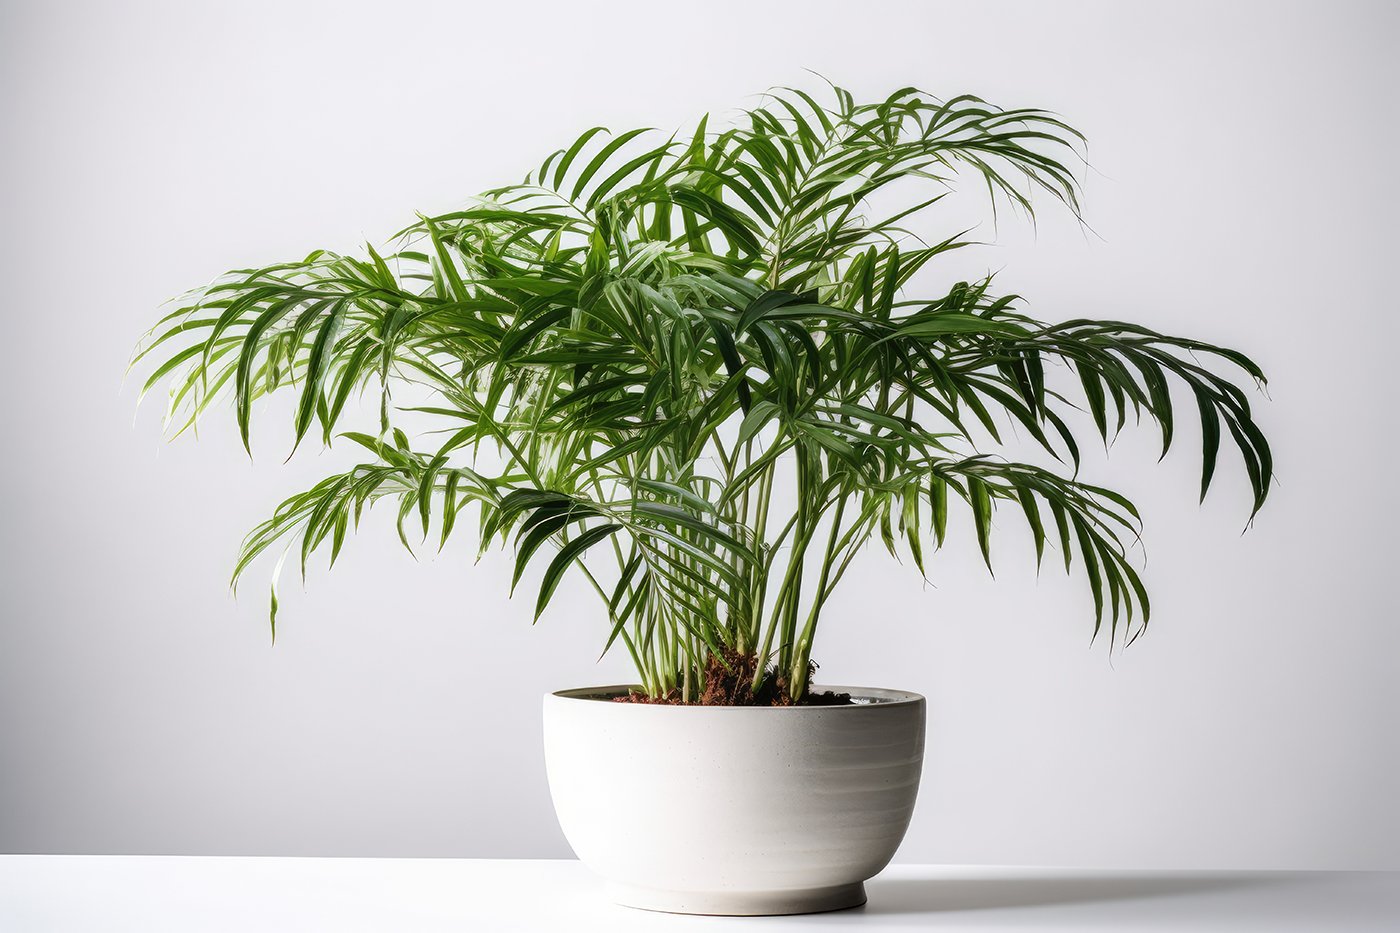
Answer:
top-left (135, 83), bottom-right (1271, 701)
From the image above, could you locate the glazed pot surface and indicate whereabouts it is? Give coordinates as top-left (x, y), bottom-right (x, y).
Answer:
top-left (542, 685), bottom-right (926, 916)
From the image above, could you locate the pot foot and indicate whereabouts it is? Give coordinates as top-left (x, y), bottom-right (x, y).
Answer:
top-left (606, 881), bottom-right (867, 916)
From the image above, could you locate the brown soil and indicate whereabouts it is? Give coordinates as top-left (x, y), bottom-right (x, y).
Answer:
top-left (613, 650), bottom-right (854, 707)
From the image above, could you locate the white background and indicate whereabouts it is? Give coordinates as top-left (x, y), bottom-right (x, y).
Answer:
top-left (1, 0), bottom-right (1395, 869)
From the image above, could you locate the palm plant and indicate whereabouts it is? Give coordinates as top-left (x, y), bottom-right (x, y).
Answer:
top-left (133, 84), bottom-right (1271, 704)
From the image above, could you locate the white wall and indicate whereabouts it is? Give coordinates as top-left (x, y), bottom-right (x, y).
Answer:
top-left (1, 0), bottom-right (1395, 869)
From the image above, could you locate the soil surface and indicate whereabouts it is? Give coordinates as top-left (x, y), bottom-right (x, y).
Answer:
top-left (613, 650), bottom-right (854, 707)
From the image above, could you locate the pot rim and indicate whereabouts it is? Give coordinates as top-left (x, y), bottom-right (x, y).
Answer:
top-left (549, 683), bottom-right (924, 707)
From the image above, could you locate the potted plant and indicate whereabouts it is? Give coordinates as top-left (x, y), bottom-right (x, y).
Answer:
top-left (133, 84), bottom-right (1271, 915)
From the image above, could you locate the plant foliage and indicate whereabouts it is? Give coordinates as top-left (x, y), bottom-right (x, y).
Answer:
top-left (134, 84), bottom-right (1271, 701)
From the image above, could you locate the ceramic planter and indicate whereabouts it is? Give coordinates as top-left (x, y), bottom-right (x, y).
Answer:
top-left (542, 685), bottom-right (925, 915)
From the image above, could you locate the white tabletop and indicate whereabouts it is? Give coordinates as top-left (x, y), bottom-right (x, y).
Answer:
top-left (1, 857), bottom-right (1395, 932)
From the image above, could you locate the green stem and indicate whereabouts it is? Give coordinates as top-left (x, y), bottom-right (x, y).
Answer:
top-left (790, 495), bottom-right (847, 699)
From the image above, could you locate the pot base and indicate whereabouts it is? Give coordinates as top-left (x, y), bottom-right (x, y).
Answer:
top-left (606, 881), bottom-right (867, 916)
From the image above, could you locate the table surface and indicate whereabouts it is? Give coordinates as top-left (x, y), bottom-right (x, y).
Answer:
top-left (1, 857), bottom-right (1396, 932)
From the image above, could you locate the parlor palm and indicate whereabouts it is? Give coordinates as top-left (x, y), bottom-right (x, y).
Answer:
top-left (134, 85), bottom-right (1271, 702)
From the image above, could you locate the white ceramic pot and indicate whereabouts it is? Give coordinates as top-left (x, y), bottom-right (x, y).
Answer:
top-left (542, 685), bottom-right (925, 916)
